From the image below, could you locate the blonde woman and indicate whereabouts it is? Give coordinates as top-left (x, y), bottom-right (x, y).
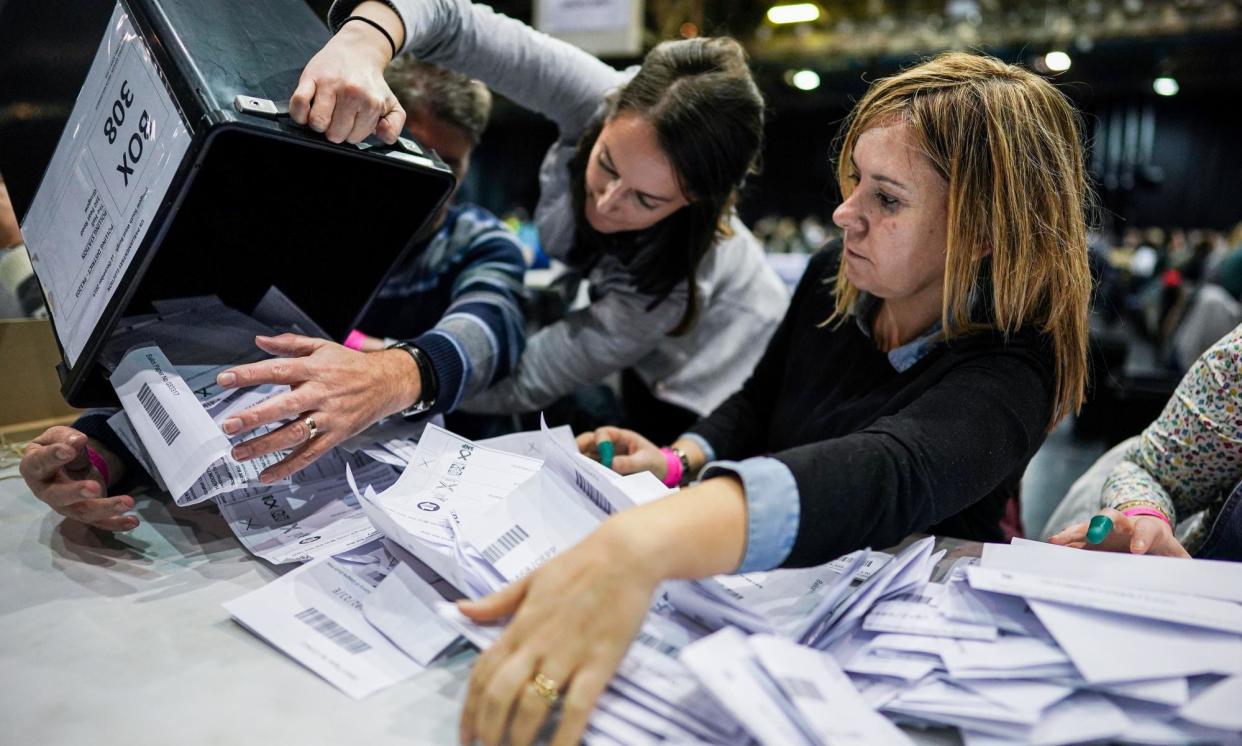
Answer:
top-left (454, 53), bottom-right (1094, 746)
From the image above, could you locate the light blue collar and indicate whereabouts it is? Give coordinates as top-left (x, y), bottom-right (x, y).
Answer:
top-left (853, 293), bottom-right (944, 373)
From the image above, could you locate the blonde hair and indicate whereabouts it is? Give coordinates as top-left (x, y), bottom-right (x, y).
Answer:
top-left (829, 52), bottom-right (1093, 429)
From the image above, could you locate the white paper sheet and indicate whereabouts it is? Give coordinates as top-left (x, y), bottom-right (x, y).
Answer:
top-left (806, 537), bottom-right (937, 649)
top-left (224, 543), bottom-right (423, 699)
top-left (983, 538), bottom-right (1242, 603)
top-left (967, 565), bottom-right (1242, 634)
top-left (748, 633), bottom-right (916, 746)
top-left (215, 452), bottom-right (397, 564)
top-left (1178, 675), bottom-right (1242, 731)
top-left (478, 425), bottom-right (577, 460)
top-left (679, 628), bottom-right (817, 746)
top-left (361, 560), bottom-right (462, 666)
top-left (455, 467), bottom-right (602, 586)
top-left (863, 591), bottom-right (999, 641)
top-left (1029, 599), bottom-right (1242, 683)
top-left (666, 550), bottom-right (873, 638)
top-left (111, 345), bottom-right (230, 500)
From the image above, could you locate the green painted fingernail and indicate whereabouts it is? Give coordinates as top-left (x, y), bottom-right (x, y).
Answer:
top-left (598, 441), bottom-right (614, 469)
top-left (1086, 515), bottom-right (1113, 545)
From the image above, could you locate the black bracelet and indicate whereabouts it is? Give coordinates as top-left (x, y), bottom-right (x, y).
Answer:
top-left (342, 15), bottom-right (398, 60)
top-left (388, 342), bottom-right (438, 416)
top-left (410, 344), bottom-right (439, 404)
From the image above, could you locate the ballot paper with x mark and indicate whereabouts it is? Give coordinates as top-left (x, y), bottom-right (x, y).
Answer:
top-left (111, 345), bottom-right (292, 504)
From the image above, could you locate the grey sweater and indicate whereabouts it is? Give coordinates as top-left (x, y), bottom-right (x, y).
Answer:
top-left (329, 0), bottom-right (789, 416)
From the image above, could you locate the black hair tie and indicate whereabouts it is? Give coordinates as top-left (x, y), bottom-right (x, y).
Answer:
top-left (342, 15), bottom-right (397, 60)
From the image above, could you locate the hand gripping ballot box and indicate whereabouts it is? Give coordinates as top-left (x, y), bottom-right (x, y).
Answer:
top-left (18, 0), bottom-right (455, 406)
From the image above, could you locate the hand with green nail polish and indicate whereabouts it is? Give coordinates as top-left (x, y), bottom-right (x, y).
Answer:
top-left (575, 426), bottom-right (665, 478)
top-left (597, 440), bottom-right (615, 469)
top-left (1049, 507), bottom-right (1190, 558)
top-left (1086, 514), bottom-right (1113, 545)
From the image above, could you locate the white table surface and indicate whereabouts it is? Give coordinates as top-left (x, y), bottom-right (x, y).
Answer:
top-left (1, 460), bottom-right (962, 746)
top-left (0, 462), bottom-right (471, 746)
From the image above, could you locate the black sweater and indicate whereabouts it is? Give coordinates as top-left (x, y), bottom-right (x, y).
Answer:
top-left (688, 249), bottom-right (1055, 568)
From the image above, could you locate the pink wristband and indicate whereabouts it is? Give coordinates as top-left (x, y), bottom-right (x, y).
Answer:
top-left (343, 329), bottom-right (367, 350)
top-left (1123, 507), bottom-right (1171, 526)
top-left (85, 446), bottom-right (110, 486)
top-left (659, 447), bottom-right (682, 488)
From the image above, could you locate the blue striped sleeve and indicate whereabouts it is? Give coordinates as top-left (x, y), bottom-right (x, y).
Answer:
top-left (416, 207), bottom-right (527, 413)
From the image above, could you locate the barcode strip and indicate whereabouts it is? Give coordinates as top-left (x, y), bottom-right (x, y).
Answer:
top-left (137, 382), bottom-right (181, 445)
top-left (295, 607), bottom-right (371, 654)
top-left (635, 631), bottom-right (680, 657)
top-left (780, 676), bottom-right (824, 701)
top-left (575, 472), bottom-right (614, 515)
top-left (481, 524), bottom-right (530, 564)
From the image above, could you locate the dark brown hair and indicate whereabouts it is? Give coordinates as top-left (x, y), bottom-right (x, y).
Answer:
top-left (568, 37), bottom-right (764, 335)
top-left (385, 58), bottom-right (492, 144)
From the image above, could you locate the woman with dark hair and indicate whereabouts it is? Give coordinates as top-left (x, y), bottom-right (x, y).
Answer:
top-left (212, 0), bottom-right (788, 479)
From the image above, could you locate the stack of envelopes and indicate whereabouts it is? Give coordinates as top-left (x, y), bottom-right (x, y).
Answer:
top-left (669, 537), bottom-right (1242, 745)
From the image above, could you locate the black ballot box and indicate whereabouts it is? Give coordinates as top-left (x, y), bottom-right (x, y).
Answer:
top-left (17, 0), bottom-right (455, 407)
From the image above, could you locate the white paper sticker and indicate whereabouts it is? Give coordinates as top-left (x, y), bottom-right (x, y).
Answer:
top-left (21, 2), bottom-right (191, 366)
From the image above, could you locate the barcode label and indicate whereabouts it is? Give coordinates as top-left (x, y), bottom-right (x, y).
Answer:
top-left (574, 471), bottom-right (615, 515)
top-left (780, 676), bottom-right (824, 701)
top-left (137, 382), bottom-right (181, 445)
top-left (635, 630), bottom-right (680, 657)
top-left (295, 607), bottom-right (371, 654)
top-left (481, 525), bottom-right (530, 564)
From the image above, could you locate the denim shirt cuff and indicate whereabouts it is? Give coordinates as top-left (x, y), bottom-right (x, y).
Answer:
top-left (699, 456), bottom-right (800, 573)
top-left (677, 432), bottom-right (717, 474)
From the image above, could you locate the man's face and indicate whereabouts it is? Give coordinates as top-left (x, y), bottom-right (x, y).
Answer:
top-left (404, 107), bottom-right (474, 232)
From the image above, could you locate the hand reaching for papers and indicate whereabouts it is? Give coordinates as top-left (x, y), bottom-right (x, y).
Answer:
top-left (454, 478), bottom-right (750, 745)
top-left (19, 426), bottom-right (136, 531)
top-left (1049, 507), bottom-right (1191, 558)
top-left (290, 1), bottom-right (405, 144)
top-left (577, 427), bottom-right (666, 478)
top-left (455, 516), bottom-right (663, 746)
top-left (216, 333), bottom-right (421, 482)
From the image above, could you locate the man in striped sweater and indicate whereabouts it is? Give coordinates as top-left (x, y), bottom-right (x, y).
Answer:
top-left (347, 58), bottom-right (527, 415)
top-left (18, 61), bottom-right (528, 531)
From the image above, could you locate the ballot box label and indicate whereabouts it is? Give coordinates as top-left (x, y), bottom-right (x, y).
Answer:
top-left (21, 2), bottom-right (191, 367)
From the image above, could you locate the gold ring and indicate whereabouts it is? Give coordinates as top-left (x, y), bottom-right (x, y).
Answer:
top-left (532, 673), bottom-right (560, 706)
top-left (304, 416), bottom-right (319, 441)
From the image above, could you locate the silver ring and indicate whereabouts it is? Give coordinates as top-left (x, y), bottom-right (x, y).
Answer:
top-left (303, 416), bottom-right (319, 441)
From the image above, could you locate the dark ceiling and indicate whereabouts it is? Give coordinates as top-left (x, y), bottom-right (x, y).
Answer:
top-left (2, 0), bottom-right (1239, 219)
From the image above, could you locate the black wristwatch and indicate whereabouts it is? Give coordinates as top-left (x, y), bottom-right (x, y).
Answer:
top-left (388, 341), bottom-right (438, 416)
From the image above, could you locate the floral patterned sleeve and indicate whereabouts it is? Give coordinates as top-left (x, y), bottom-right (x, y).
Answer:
top-left (1101, 323), bottom-right (1242, 524)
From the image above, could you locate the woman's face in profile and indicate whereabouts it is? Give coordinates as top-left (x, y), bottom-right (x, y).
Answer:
top-left (583, 112), bottom-right (690, 234)
top-left (832, 121), bottom-right (950, 305)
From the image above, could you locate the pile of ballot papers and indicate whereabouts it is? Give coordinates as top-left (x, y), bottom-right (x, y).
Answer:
top-left (110, 302), bottom-right (1241, 744)
top-left (665, 538), bottom-right (1242, 746)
